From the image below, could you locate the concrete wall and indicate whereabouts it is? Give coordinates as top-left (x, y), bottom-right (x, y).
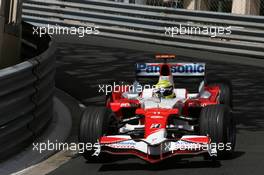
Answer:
top-left (0, 17), bottom-right (4, 63)
top-left (0, 0), bottom-right (5, 16)
top-left (0, 0), bottom-right (22, 68)
top-left (232, 0), bottom-right (261, 15)
top-left (0, 30), bottom-right (21, 67)
top-left (0, 0), bottom-right (5, 67)
top-left (184, 0), bottom-right (210, 10)
top-left (183, 0), bottom-right (196, 10)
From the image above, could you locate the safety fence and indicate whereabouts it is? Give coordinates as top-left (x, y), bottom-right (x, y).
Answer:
top-left (22, 0), bottom-right (264, 58)
top-left (0, 22), bottom-right (55, 160)
top-left (104, 0), bottom-right (264, 15)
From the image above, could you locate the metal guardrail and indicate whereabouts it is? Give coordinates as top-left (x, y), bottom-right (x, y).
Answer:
top-left (0, 22), bottom-right (55, 160)
top-left (22, 0), bottom-right (264, 57)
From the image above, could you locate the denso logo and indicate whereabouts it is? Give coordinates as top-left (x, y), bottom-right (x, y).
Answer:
top-left (108, 140), bottom-right (136, 149)
top-left (136, 63), bottom-right (205, 74)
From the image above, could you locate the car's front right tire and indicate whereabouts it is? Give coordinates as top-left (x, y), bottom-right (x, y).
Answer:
top-left (200, 105), bottom-right (236, 159)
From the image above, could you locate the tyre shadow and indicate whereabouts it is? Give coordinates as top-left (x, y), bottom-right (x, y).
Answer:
top-left (99, 158), bottom-right (221, 172)
top-left (97, 151), bottom-right (245, 172)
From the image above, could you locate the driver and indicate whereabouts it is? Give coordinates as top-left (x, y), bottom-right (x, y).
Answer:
top-left (154, 79), bottom-right (175, 99)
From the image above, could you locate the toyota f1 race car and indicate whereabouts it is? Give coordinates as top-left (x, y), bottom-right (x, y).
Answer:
top-left (79, 54), bottom-right (236, 163)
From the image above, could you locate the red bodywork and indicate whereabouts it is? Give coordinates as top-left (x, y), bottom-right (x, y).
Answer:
top-left (100, 62), bottom-right (219, 163)
top-left (100, 84), bottom-right (220, 162)
top-left (107, 84), bottom-right (220, 118)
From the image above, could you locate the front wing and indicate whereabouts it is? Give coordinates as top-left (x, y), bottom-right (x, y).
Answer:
top-left (98, 135), bottom-right (216, 163)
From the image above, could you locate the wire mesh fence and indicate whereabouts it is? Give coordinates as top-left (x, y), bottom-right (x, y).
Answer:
top-left (106, 0), bottom-right (264, 16)
top-left (207, 0), bottom-right (232, 12)
top-left (130, 0), bottom-right (232, 11)
top-left (142, 0), bottom-right (184, 8)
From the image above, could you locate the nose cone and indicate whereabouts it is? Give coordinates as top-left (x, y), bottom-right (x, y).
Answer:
top-left (145, 129), bottom-right (167, 145)
top-left (144, 109), bottom-right (178, 142)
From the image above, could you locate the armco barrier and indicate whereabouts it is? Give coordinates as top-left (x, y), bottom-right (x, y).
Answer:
top-left (0, 22), bottom-right (55, 160)
top-left (22, 0), bottom-right (264, 58)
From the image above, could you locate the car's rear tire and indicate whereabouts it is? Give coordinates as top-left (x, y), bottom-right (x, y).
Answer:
top-left (200, 105), bottom-right (236, 159)
top-left (208, 82), bottom-right (232, 107)
top-left (78, 106), bottom-right (118, 162)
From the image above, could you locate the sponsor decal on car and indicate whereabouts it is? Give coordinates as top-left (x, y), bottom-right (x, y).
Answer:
top-left (106, 140), bottom-right (136, 149)
top-left (136, 63), bottom-right (205, 76)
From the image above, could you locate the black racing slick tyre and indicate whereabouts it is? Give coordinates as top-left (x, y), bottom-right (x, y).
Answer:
top-left (78, 106), bottom-right (118, 162)
top-left (209, 82), bottom-right (232, 107)
top-left (200, 105), bottom-right (236, 159)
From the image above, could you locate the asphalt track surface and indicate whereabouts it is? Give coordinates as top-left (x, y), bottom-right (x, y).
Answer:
top-left (52, 38), bottom-right (264, 175)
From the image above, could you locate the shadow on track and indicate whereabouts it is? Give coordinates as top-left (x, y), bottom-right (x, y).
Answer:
top-left (99, 158), bottom-right (221, 171)
top-left (96, 151), bottom-right (244, 172)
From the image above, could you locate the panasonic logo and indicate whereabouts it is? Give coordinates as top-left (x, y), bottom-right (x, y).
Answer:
top-left (136, 63), bottom-right (205, 75)
top-left (171, 64), bottom-right (205, 73)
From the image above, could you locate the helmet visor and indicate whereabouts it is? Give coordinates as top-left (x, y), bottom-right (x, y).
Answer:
top-left (160, 86), bottom-right (173, 97)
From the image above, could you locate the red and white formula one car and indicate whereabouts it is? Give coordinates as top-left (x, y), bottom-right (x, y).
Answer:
top-left (79, 54), bottom-right (236, 163)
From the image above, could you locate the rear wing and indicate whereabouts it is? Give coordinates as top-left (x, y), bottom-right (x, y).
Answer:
top-left (135, 63), bottom-right (205, 77)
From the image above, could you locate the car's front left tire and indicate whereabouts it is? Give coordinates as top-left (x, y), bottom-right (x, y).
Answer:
top-left (78, 106), bottom-right (118, 162)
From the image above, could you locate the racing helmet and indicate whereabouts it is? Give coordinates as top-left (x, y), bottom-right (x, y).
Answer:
top-left (154, 79), bottom-right (175, 99)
